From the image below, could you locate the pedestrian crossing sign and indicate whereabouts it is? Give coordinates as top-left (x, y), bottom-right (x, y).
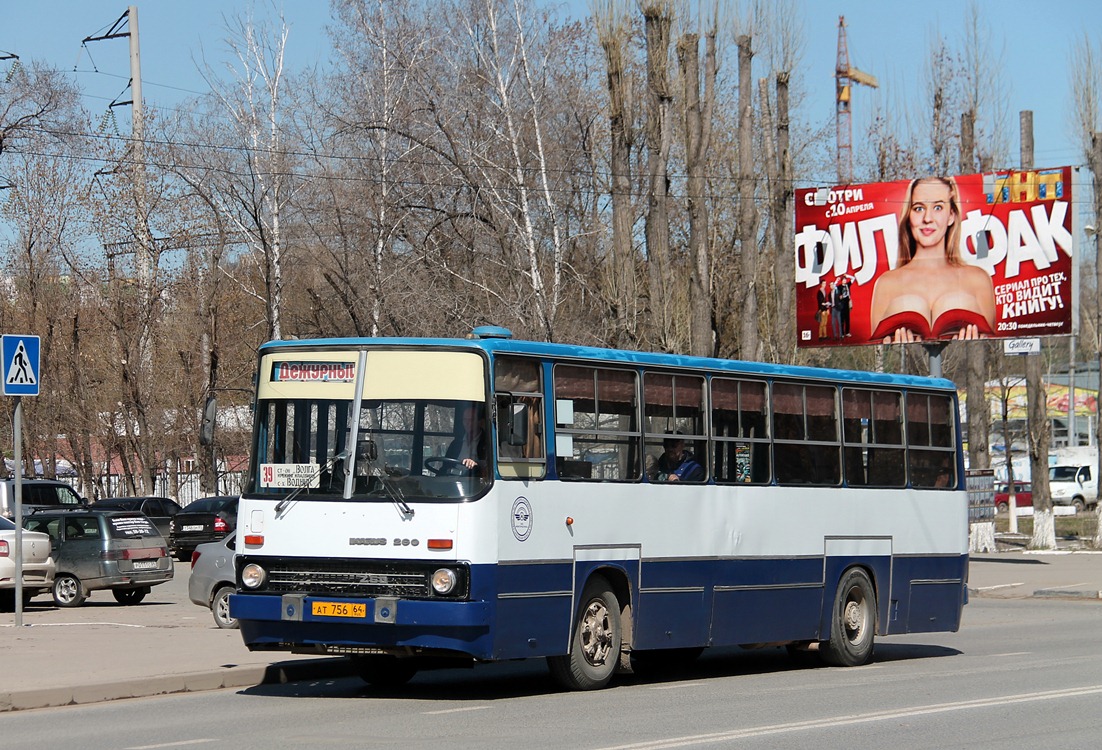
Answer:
top-left (2, 335), bottom-right (40, 397)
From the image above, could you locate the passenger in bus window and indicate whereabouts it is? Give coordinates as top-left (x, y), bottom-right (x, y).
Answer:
top-left (934, 456), bottom-right (953, 488)
top-left (446, 403), bottom-right (487, 472)
top-left (649, 433), bottom-right (705, 482)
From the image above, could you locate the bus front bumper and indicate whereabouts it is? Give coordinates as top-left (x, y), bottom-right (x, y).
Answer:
top-left (230, 593), bottom-right (493, 660)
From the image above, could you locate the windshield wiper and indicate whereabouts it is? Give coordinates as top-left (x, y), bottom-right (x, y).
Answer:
top-left (274, 450), bottom-right (347, 515)
top-left (362, 452), bottom-right (414, 519)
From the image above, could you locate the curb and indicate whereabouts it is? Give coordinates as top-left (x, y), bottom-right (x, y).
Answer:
top-left (0, 657), bottom-right (356, 713)
top-left (1033, 588), bottom-right (1102, 600)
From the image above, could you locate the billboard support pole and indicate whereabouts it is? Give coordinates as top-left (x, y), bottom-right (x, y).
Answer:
top-left (924, 342), bottom-right (947, 379)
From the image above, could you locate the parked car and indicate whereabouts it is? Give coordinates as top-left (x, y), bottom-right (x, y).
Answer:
top-left (994, 482), bottom-right (1032, 513)
top-left (23, 508), bottom-right (173, 607)
top-left (0, 479), bottom-right (85, 520)
top-left (188, 534), bottom-right (238, 629)
top-left (1048, 465), bottom-right (1098, 512)
top-left (169, 495), bottom-right (238, 562)
top-left (0, 515), bottom-right (56, 610)
top-left (94, 496), bottom-right (183, 538)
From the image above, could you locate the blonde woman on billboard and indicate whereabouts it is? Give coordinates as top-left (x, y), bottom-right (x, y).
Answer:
top-left (869, 176), bottom-right (996, 344)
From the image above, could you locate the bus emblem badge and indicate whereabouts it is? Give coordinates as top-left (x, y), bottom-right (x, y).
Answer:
top-left (511, 497), bottom-right (532, 541)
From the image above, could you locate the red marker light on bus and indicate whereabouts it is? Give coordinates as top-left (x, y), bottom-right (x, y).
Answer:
top-left (427, 539), bottom-right (453, 550)
top-left (244, 534), bottom-right (265, 546)
top-left (566, 517), bottom-right (574, 526)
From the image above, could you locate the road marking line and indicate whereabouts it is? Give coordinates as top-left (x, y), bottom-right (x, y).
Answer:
top-left (125, 740), bottom-right (217, 750)
top-left (650, 682), bottom-right (706, 690)
top-left (423, 706), bottom-right (491, 715)
top-left (591, 684), bottom-right (1102, 750)
top-left (974, 583), bottom-right (1023, 591)
top-left (991, 652), bottom-right (1032, 657)
top-left (0, 622), bottom-right (146, 629)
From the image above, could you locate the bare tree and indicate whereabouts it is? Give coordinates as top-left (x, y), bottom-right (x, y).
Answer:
top-left (678, 12), bottom-right (720, 358)
top-left (595, 0), bottom-right (640, 346)
top-left (198, 8), bottom-right (297, 341)
top-left (639, 0), bottom-right (676, 351)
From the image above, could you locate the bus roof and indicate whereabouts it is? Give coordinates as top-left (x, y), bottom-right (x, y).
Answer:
top-left (258, 332), bottom-right (957, 392)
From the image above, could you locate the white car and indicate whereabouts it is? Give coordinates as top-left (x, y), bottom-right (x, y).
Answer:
top-left (0, 515), bottom-right (56, 610)
top-left (1049, 465), bottom-right (1098, 512)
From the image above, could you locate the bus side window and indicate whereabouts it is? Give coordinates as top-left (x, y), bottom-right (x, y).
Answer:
top-left (643, 372), bottom-right (707, 483)
top-left (553, 364), bottom-right (640, 481)
top-left (494, 357), bottom-right (546, 480)
top-left (711, 377), bottom-right (770, 484)
top-left (773, 383), bottom-right (840, 486)
top-left (907, 392), bottom-right (956, 489)
top-left (842, 388), bottom-right (905, 488)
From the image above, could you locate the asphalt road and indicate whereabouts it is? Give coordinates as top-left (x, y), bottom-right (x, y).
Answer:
top-left (5, 595), bottom-right (1102, 750)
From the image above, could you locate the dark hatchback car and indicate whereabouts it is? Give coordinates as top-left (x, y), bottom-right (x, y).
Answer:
top-left (169, 496), bottom-right (238, 562)
top-left (94, 496), bottom-right (183, 539)
top-left (23, 508), bottom-right (173, 607)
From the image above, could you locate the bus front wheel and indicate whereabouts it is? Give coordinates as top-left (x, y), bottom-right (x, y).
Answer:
top-left (820, 568), bottom-right (875, 667)
top-left (548, 577), bottom-right (622, 690)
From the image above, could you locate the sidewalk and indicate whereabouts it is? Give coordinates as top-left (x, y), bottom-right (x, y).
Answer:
top-left (969, 544), bottom-right (1102, 600)
top-left (4, 546), bottom-right (1102, 712)
top-left (0, 572), bottom-right (356, 712)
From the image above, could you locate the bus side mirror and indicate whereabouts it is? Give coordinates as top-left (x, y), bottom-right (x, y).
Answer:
top-left (507, 402), bottom-right (529, 447)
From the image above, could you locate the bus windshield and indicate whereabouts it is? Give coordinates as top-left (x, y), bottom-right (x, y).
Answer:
top-left (250, 348), bottom-right (492, 502)
top-left (252, 396), bottom-right (491, 501)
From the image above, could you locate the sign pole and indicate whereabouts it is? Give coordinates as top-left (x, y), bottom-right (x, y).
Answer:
top-left (13, 397), bottom-right (23, 626)
top-left (2, 334), bottom-right (41, 628)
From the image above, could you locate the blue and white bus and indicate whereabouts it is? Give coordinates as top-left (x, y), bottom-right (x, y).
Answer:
top-left (230, 327), bottom-right (967, 690)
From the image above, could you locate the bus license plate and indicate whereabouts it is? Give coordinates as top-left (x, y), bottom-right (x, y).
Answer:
top-left (311, 601), bottom-right (367, 618)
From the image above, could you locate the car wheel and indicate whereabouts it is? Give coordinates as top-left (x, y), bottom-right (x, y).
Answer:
top-left (112, 587), bottom-right (149, 605)
top-left (1073, 496), bottom-right (1086, 513)
top-left (211, 585), bottom-right (239, 629)
top-left (996, 501), bottom-right (1008, 513)
top-left (53, 574), bottom-right (87, 608)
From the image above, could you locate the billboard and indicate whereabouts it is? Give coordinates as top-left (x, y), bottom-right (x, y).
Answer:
top-left (794, 167), bottom-right (1074, 347)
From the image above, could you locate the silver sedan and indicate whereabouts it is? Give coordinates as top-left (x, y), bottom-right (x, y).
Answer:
top-left (0, 515), bottom-right (55, 609)
top-left (187, 534), bottom-right (237, 628)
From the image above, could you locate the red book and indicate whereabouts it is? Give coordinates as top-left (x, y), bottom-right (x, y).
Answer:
top-left (871, 309), bottom-right (994, 342)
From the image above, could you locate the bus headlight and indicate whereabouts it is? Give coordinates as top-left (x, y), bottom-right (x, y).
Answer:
top-left (241, 563), bottom-right (268, 589)
top-left (431, 568), bottom-right (458, 595)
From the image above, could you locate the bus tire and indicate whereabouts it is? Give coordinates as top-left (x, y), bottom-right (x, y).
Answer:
top-left (353, 655), bottom-right (419, 688)
top-left (548, 576), bottom-right (622, 690)
top-left (820, 567), bottom-right (875, 667)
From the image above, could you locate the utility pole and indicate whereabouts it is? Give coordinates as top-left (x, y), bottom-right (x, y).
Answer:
top-left (83, 7), bottom-right (159, 495)
top-left (1021, 111), bottom-right (1055, 549)
top-left (1091, 132), bottom-right (1102, 550)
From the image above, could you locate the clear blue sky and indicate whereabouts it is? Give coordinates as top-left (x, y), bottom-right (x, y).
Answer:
top-left (1, 0), bottom-right (1097, 171)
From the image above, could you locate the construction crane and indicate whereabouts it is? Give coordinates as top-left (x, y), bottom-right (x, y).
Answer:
top-left (836, 16), bottom-right (878, 184)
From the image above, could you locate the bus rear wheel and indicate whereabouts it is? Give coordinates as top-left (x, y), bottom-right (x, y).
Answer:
top-left (353, 655), bottom-right (419, 688)
top-left (820, 568), bottom-right (875, 667)
top-left (548, 577), bottom-right (622, 690)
